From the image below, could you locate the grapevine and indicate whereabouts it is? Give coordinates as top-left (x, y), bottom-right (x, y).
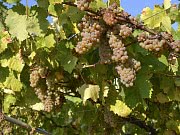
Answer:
top-left (0, 0), bottom-right (180, 134)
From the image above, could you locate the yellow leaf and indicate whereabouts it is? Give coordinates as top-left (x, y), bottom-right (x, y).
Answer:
top-left (162, 16), bottom-right (171, 33)
top-left (164, 0), bottom-right (171, 10)
top-left (141, 6), bottom-right (165, 29)
top-left (110, 100), bottom-right (132, 117)
top-left (77, 84), bottom-right (100, 104)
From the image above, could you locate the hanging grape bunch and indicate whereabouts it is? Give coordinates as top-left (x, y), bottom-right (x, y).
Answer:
top-left (74, 2), bottom-right (180, 87)
top-left (77, 0), bottom-right (93, 11)
top-left (75, 15), bottom-right (104, 54)
top-left (99, 38), bottom-right (112, 64)
top-left (107, 29), bottom-right (128, 63)
top-left (138, 32), bottom-right (166, 52)
top-left (29, 66), bottom-right (64, 112)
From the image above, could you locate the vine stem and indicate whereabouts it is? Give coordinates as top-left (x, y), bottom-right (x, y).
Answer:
top-left (26, 0), bottom-right (29, 19)
top-left (3, 114), bottom-right (52, 135)
top-left (61, 1), bottom-right (174, 48)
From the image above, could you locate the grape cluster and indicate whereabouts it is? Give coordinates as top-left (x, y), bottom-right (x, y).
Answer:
top-left (75, 16), bottom-right (103, 54)
top-left (30, 66), bottom-right (65, 112)
top-left (119, 24), bottom-right (132, 38)
top-left (77, 0), bottom-right (92, 11)
top-left (138, 32), bottom-right (166, 52)
top-left (107, 31), bottom-right (128, 63)
top-left (137, 32), bottom-right (147, 42)
top-left (99, 39), bottom-right (112, 64)
top-left (44, 96), bottom-right (54, 112)
top-left (170, 40), bottom-right (180, 52)
top-left (102, 5), bottom-right (118, 26)
top-left (30, 69), bottom-right (40, 88)
top-left (115, 65), bottom-right (136, 87)
top-left (131, 58), bottom-right (141, 72)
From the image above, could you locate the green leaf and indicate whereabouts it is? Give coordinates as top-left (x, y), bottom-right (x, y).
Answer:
top-left (67, 6), bottom-right (84, 23)
top-left (175, 78), bottom-right (180, 87)
top-left (0, 67), bottom-right (9, 83)
top-left (49, 0), bottom-right (63, 4)
top-left (164, 0), bottom-right (171, 10)
top-left (90, 0), bottom-right (107, 11)
top-left (48, 3), bottom-right (63, 17)
top-left (141, 6), bottom-right (165, 29)
top-left (158, 55), bottom-right (168, 66)
top-left (4, 0), bottom-right (20, 4)
top-left (5, 10), bottom-right (28, 41)
top-left (108, 0), bottom-right (120, 6)
top-left (77, 84), bottom-right (100, 104)
top-left (135, 71), bottom-right (153, 99)
top-left (30, 6), bottom-right (49, 34)
top-left (56, 43), bottom-right (77, 73)
top-left (60, 54), bottom-right (78, 73)
top-left (162, 16), bottom-right (171, 33)
top-left (124, 87), bottom-right (141, 108)
top-left (37, 0), bottom-right (49, 9)
top-left (8, 55), bottom-right (24, 72)
top-left (27, 17), bottom-right (44, 36)
top-left (110, 100), bottom-right (132, 117)
top-left (160, 77), bottom-right (174, 93)
top-left (156, 92), bottom-right (170, 103)
top-left (3, 94), bottom-right (16, 113)
top-left (36, 34), bottom-right (55, 49)
top-left (141, 55), bottom-right (167, 72)
top-left (4, 73), bottom-right (23, 91)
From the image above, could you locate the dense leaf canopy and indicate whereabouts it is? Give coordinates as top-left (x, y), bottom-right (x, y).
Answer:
top-left (0, 0), bottom-right (179, 134)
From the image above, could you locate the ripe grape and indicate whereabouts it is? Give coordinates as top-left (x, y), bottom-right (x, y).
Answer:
top-left (30, 70), bottom-right (40, 88)
top-left (75, 16), bottom-right (103, 54)
top-left (115, 65), bottom-right (136, 87)
top-left (130, 58), bottom-right (141, 72)
top-left (170, 40), bottom-right (180, 52)
top-left (119, 24), bottom-right (132, 38)
top-left (99, 39), bottom-right (112, 64)
top-left (107, 31), bottom-right (128, 63)
top-left (44, 96), bottom-right (53, 112)
top-left (137, 32), bottom-right (148, 42)
top-left (138, 32), bottom-right (166, 52)
top-left (77, 0), bottom-right (92, 11)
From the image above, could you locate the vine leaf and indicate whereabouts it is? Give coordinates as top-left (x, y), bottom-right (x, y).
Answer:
top-left (8, 55), bottom-right (24, 72)
top-left (136, 72), bottom-right (153, 99)
top-left (4, 0), bottom-right (20, 4)
top-left (56, 43), bottom-right (78, 73)
top-left (3, 94), bottom-right (16, 113)
top-left (158, 55), bottom-right (168, 66)
top-left (0, 67), bottom-right (9, 83)
top-left (162, 15), bottom-right (171, 33)
top-left (26, 17), bottom-right (44, 37)
top-left (36, 34), bottom-right (56, 49)
top-left (90, 0), bottom-right (107, 11)
top-left (110, 100), bottom-right (132, 117)
top-left (141, 6), bottom-right (171, 32)
top-left (4, 73), bottom-right (23, 92)
top-left (156, 92), bottom-right (170, 103)
top-left (77, 84), bottom-right (100, 104)
top-left (48, 0), bottom-right (63, 4)
top-left (108, 0), bottom-right (120, 6)
top-left (31, 103), bottom-right (44, 111)
top-left (164, 0), bottom-right (171, 10)
top-left (5, 10), bottom-right (28, 42)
